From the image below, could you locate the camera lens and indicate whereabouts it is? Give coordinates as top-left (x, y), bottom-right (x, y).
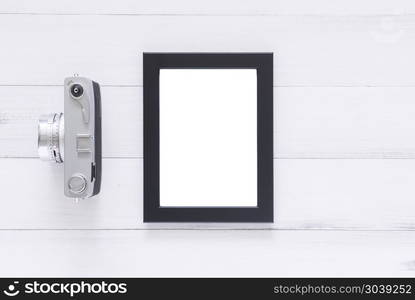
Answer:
top-left (70, 84), bottom-right (84, 98)
top-left (38, 113), bottom-right (64, 163)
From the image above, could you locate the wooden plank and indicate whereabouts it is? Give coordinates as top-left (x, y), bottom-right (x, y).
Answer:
top-left (0, 230), bottom-right (414, 276)
top-left (1, 0), bottom-right (414, 15)
top-left (0, 15), bottom-right (413, 86)
top-left (2, 86), bottom-right (415, 159)
top-left (276, 87), bottom-right (415, 159)
top-left (0, 86), bottom-right (141, 158)
top-left (0, 158), bottom-right (414, 229)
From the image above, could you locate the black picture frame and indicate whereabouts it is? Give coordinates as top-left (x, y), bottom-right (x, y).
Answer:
top-left (143, 53), bottom-right (273, 222)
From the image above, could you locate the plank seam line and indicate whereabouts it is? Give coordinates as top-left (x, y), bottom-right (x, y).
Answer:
top-left (2, 157), bottom-right (415, 160)
top-left (2, 84), bottom-right (415, 88)
top-left (0, 12), bottom-right (413, 17)
top-left (0, 228), bottom-right (414, 232)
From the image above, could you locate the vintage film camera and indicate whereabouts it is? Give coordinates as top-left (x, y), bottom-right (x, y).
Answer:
top-left (38, 76), bottom-right (102, 199)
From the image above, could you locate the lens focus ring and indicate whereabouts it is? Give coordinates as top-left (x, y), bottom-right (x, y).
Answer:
top-left (38, 113), bottom-right (64, 163)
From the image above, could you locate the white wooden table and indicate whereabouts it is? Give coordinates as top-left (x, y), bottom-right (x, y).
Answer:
top-left (0, 0), bottom-right (415, 276)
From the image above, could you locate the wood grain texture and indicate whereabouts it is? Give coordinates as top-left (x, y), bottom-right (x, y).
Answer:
top-left (0, 158), bottom-right (414, 229)
top-left (0, 230), bottom-right (414, 277)
top-left (0, 15), bottom-right (412, 86)
top-left (2, 86), bottom-right (415, 159)
top-left (277, 87), bottom-right (415, 158)
top-left (1, 0), bottom-right (414, 15)
top-left (0, 2), bottom-right (414, 233)
top-left (1, 0), bottom-right (414, 277)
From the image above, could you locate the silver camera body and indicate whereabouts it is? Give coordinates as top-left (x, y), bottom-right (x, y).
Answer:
top-left (38, 77), bottom-right (102, 199)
